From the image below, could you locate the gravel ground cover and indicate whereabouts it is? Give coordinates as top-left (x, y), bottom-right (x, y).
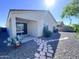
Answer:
top-left (0, 32), bottom-right (79, 59)
top-left (0, 40), bottom-right (38, 59)
top-left (47, 39), bottom-right (79, 59)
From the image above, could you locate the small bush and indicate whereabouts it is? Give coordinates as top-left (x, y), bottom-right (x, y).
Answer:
top-left (5, 36), bottom-right (21, 47)
top-left (73, 24), bottom-right (79, 32)
top-left (75, 33), bottom-right (79, 39)
top-left (53, 29), bottom-right (58, 32)
top-left (72, 24), bottom-right (79, 39)
top-left (43, 26), bottom-right (52, 37)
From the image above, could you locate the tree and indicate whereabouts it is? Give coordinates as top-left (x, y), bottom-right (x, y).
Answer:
top-left (61, 0), bottom-right (79, 24)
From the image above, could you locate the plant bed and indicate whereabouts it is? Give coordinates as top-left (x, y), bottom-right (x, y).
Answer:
top-left (14, 44), bottom-right (21, 48)
top-left (43, 26), bottom-right (52, 37)
top-left (4, 36), bottom-right (22, 48)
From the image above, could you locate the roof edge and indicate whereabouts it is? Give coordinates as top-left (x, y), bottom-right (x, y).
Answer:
top-left (9, 9), bottom-right (49, 12)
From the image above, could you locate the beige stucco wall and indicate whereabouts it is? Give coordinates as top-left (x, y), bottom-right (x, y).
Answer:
top-left (10, 11), bottom-right (46, 21)
top-left (44, 12), bottom-right (57, 32)
top-left (27, 21), bottom-right (38, 36)
top-left (6, 10), bottom-right (57, 37)
top-left (16, 18), bottom-right (38, 37)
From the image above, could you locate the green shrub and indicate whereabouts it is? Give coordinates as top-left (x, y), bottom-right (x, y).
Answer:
top-left (75, 33), bottom-right (79, 39)
top-left (43, 26), bottom-right (52, 37)
top-left (72, 24), bottom-right (79, 39)
top-left (72, 24), bottom-right (79, 32)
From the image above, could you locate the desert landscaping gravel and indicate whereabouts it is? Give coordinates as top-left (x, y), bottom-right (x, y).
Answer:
top-left (0, 32), bottom-right (79, 59)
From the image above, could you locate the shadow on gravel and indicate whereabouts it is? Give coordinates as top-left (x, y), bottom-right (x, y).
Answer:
top-left (42, 32), bottom-right (61, 40)
top-left (44, 32), bottom-right (61, 59)
top-left (0, 28), bottom-right (10, 55)
top-left (49, 32), bottom-right (61, 59)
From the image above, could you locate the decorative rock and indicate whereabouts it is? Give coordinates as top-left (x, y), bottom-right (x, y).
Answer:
top-left (48, 46), bottom-right (52, 50)
top-left (47, 45), bottom-right (51, 47)
top-left (26, 58), bottom-right (30, 59)
top-left (44, 45), bottom-right (47, 48)
top-left (7, 43), bottom-right (11, 46)
top-left (17, 35), bottom-right (22, 41)
top-left (40, 51), bottom-right (45, 55)
top-left (48, 50), bottom-right (54, 53)
top-left (47, 52), bottom-right (52, 57)
top-left (43, 48), bottom-right (47, 52)
top-left (34, 53), bottom-right (40, 58)
top-left (34, 57), bottom-right (39, 59)
top-left (37, 42), bottom-right (42, 45)
top-left (39, 44), bottom-right (43, 49)
top-left (51, 40), bottom-right (54, 42)
top-left (15, 41), bottom-right (20, 44)
top-left (42, 40), bottom-right (45, 43)
top-left (40, 55), bottom-right (46, 59)
top-left (37, 48), bottom-right (42, 52)
top-left (44, 46), bottom-right (47, 49)
top-left (37, 44), bottom-right (43, 51)
top-left (47, 57), bottom-right (52, 59)
top-left (39, 39), bottom-right (42, 42)
top-left (40, 43), bottom-right (43, 47)
top-left (7, 37), bottom-right (12, 42)
top-left (3, 40), bottom-right (7, 43)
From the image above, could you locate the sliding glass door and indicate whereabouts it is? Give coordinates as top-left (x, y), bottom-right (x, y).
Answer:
top-left (16, 23), bottom-right (27, 35)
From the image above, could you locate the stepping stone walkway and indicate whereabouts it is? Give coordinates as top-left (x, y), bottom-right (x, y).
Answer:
top-left (26, 58), bottom-right (30, 59)
top-left (34, 39), bottom-right (54, 59)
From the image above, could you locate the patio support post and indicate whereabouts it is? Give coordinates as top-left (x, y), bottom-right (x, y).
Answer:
top-left (11, 16), bottom-right (16, 38)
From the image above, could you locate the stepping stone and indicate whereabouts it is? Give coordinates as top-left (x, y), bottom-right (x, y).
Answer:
top-left (37, 45), bottom-right (43, 51)
top-left (39, 39), bottom-right (42, 42)
top-left (7, 38), bottom-right (12, 41)
top-left (47, 52), bottom-right (52, 57)
top-left (40, 51), bottom-right (45, 56)
top-left (48, 50), bottom-right (54, 54)
top-left (37, 48), bottom-right (42, 52)
top-left (51, 40), bottom-right (54, 42)
top-left (47, 57), bottom-right (52, 59)
top-left (43, 49), bottom-right (47, 52)
top-left (7, 43), bottom-right (11, 46)
top-left (39, 44), bottom-right (43, 49)
top-left (44, 47), bottom-right (47, 51)
top-left (47, 45), bottom-right (51, 47)
top-left (34, 53), bottom-right (40, 58)
top-left (40, 55), bottom-right (46, 59)
top-left (26, 58), bottom-right (30, 59)
top-left (42, 40), bottom-right (45, 43)
top-left (37, 42), bottom-right (41, 45)
top-left (34, 57), bottom-right (39, 59)
top-left (44, 44), bottom-right (47, 47)
top-left (39, 44), bottom-right (43, 47)
top-left (44, 46), bottom-right (47, 49)
top-left (48, 46), bottom-right (52, 50)
top-left (43, 47), bottom-right (47, 52)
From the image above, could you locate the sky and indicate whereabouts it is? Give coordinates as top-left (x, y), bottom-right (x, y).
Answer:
top-left (0, 0), bottom-right (79, 27)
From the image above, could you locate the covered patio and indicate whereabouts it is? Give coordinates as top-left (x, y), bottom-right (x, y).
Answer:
top-left (16, 17), bottom-right (38, 37)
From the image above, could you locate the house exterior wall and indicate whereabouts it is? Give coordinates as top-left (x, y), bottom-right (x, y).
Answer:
top-left (16, 18), bottom-right (44, 37)
top-left (9, 11), bottom-right (46, 37)
top-left (28, 21), bottom-right (38, 36)
top-left (37, 19), bottom-right (44, 37)
top-left (10, 16), bottom-right (16, 37)
top-left (42, 12), bottom-right (57, 34)
top-left (10, 11), bottom-right (46, 21)
top-left (6, 10), bottom-right (57, 37)
top-left (16, 18), bottom-right (38, 37)
top-left (7, 16), bottom-right (16, 37)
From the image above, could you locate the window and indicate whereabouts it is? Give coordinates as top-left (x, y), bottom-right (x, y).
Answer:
top-left (16, 23), bottom-right (24, 34)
